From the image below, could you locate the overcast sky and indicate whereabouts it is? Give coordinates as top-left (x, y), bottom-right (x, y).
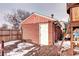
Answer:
top-left (0, 3), bottom-right (69, 26)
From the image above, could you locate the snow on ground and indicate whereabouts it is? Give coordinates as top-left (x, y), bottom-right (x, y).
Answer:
top-left (5, 47), bottom-right (35, 56)
top-left (4, 40), bottom-right (20, 47)
top-left (55, 41), bottom-right (70, 49)
top-left (62, 41), bottom-right (70, 48)
top-left (5, 42), bottom-right (34, 56)
top-left (17, 43), bottom-right (34, 48)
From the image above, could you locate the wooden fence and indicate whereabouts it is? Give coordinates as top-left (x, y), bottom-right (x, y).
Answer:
top-left (0, 29), bottom-right (22, 42)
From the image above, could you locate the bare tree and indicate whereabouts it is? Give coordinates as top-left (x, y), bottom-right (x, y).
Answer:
top-left (5, 9), bottom-right (31, 29)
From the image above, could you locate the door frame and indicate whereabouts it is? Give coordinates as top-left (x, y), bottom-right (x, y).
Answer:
top-left (39, 23), bottom-right (48, 45)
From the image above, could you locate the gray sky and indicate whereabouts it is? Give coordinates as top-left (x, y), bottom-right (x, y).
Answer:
top-left (0, 3), bottom-right (69, 26)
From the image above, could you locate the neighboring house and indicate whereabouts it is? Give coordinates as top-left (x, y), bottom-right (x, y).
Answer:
top-left (21, 13), bottom-right (62, 45)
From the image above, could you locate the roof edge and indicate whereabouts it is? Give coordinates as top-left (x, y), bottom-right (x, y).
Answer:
top-left (20, 12), bottom-right (55, 25)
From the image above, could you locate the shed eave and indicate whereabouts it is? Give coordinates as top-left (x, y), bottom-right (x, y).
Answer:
top-left (20, 13), bottom-right (55, 25)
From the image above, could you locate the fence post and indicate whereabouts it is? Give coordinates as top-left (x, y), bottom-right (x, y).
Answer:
top-left (1, 40), bottom-right (4, 56)
top-left (1, 29), bottom-right (4, 56)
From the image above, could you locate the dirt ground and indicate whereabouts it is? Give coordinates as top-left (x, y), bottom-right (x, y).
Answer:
top-left (24, 45), bottom-right (60, 56)
top-left (24, 41), bottom-right (79, 56)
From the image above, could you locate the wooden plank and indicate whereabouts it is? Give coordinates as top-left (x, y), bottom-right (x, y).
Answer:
top-left (70, 26), bottom-right (74, 55)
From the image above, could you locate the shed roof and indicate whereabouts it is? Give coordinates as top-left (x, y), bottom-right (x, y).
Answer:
top-left (21, 13), bottom-right (55, 25)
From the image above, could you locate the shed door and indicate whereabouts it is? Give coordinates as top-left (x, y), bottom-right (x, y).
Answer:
top-left (39, 23), bottom-right (48, 45)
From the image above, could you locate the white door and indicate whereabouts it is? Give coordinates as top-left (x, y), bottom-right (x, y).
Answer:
top-left (39, 23), bottom-right (48, 45)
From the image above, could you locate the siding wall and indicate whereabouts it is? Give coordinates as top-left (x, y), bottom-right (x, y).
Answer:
top-left (48, 22), bottom-right (54, 45)
top-left (22, 24), bottom-right (39, 44)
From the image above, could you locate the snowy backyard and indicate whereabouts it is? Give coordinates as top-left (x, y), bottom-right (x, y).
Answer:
top-left (0, 39), bottom-right (79, 56)
top-left (0, 40), bottom-right (39, 56)
top-left (0, 39), bottom-right (77, 56)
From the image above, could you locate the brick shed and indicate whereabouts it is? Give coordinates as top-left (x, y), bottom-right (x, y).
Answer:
top-left (21, 13), bottom-right (62, 45)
